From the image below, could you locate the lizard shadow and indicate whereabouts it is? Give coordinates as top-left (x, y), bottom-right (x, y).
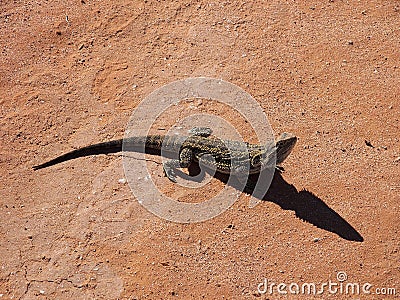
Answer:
top-left (257, 172), bottom-right (364, 242)
top-left (124, 151), bottom-right (363, 241)
top-left (187, 165), bottom-right (364, 242)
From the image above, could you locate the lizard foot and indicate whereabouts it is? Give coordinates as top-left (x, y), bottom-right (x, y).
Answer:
top-left (188, 127), bottom-right (213, 137)
top-left (163, 159), bottom-right (181, 182)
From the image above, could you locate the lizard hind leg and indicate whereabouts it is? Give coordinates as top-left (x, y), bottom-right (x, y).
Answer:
top-left (188, 127), bottom-right (213, 137)
top-left (163, 147), bottom-right (193, 182)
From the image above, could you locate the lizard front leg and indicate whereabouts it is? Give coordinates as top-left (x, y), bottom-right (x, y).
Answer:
top-left (163, 147), bottom-right (193, 182)
top-left (163, 128), bottom-right (211, 182)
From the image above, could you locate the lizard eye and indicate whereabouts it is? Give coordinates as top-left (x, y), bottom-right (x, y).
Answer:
top-left (251, 153), bottom-right (263, 167)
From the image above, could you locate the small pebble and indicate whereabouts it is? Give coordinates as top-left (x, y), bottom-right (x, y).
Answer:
top-left (118, 178), bottom-right (126, 184)
top-left (365, 140), bottom-right (374, 148)
top-left (313, 238), bottom-right (320, 242)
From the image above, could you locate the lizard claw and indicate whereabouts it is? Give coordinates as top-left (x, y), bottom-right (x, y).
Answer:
top-left (163, 166), bottom-right (178, 182)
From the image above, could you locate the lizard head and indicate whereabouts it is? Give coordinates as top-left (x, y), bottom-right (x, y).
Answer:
top-left (244, 133), bottom-right (297, 173)
top-left (275, 132), bottom-right (297, 165)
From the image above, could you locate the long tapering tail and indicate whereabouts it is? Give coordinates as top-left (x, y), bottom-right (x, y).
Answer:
top-left (32, 139), bottom-right (124, 170)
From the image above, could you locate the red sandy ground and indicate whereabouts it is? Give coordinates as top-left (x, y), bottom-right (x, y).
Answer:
top-left (1, 1), bottom-right (399, 299)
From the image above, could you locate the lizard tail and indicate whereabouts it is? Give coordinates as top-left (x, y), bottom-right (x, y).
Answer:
top-left (32, 139), bottom-right (124, 170)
